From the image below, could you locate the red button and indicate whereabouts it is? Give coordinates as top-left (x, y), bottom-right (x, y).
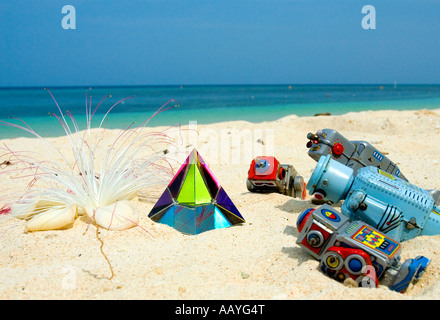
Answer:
top-left (332, 143), bottom-right (344, 156)
top-left (314, 192), bottom-right (324, 200)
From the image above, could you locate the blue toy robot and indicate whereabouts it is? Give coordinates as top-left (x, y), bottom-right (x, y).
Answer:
top-left (307, 155), bottom-right (440, 242)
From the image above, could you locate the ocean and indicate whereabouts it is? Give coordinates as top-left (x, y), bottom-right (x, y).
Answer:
top-left (1, 85), bottom-right (440, 139)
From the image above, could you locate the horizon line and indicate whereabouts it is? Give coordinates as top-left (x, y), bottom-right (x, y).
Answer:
top-left (2, 83), bottom-right (440, 90)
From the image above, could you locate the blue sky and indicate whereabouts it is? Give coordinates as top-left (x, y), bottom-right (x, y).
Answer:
top-left (0, 0), bottom-right (439, 86)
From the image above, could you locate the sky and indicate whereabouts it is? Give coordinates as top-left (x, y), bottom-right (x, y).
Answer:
top-left (0, 0), bottom-right (439, 87)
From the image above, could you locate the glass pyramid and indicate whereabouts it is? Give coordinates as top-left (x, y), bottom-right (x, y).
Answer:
top-left (148, 149), bottom-right (245, 235)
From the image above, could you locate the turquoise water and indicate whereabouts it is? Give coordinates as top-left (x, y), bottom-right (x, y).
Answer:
top-left (1, 85), bottom-right (440, 138)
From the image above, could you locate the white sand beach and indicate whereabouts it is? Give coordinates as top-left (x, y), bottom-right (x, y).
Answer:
top-left (1, 108), bottom-right (440, 300)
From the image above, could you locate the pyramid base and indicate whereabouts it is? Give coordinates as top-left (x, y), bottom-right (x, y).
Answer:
top-left (151, 203), bottom-right (243, 235)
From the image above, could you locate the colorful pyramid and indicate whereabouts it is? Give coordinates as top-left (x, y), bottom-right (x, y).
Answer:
top-left (148, 149), bottom-right (245, 235)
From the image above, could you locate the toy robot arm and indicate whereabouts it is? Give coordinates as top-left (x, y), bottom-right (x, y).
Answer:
top-left (342, 190), bottom-right (404, 240)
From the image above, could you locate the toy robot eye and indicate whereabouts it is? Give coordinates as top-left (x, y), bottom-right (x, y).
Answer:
top-left (323, 251), bottom-right (344, 271)
top-left (306, 230), bottom-right (324, 248)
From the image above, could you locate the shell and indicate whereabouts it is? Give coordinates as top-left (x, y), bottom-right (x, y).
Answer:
top-left (26, 205), bottom-right (78, 232)
top-left (85, 200), bottom-right (138, 230)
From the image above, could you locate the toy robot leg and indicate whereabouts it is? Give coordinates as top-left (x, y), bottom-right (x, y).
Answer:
top-left (389, 256), bottom-right (430, 293)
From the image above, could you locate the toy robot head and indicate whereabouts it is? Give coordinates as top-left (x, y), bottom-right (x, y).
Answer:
top-left (296, 204), bottom-right (351, 260)
top-left (306, 129), bottom-right (349, 162)
top-left (307, 155), bottom-right (354, 203)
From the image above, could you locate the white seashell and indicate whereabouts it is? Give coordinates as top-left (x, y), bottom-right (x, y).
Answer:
top-left (35, 199), bottom-right (65, 209)
top-left (26, 205), bottom-right (78, 232)
top-left (85, 200), bottom-right (138, 230)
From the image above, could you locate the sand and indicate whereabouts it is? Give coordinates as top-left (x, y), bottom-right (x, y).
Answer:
top-left (1, 108), bottom-right (440, 300)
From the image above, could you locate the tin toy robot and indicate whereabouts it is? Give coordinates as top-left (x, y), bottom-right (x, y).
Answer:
top-left (246, 156), bottom-right (306, 199)
top-left (296, 204), bottom-right (430, 293)
top-left (307, 155), bottom-right (440, 242)
top-left (306, 128), bottom-right (440, 204)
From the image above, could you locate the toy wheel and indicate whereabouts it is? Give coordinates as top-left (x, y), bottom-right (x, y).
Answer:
top-left (306, 230), bottom-right (324, 248)
top-left (246, 179), bottom-right (255, 192)
top-left (322, 251), bottom-right (344, 271)
top-left (293, 175), bottom-right (306, 199)
top-left (286, 176), bottom-right (294, 197)
top-left (345, 254), bottom-right (367, 276)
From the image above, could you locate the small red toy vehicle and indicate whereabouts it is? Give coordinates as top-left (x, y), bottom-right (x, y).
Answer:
top-left (246, 156), bottom-right (306, 199)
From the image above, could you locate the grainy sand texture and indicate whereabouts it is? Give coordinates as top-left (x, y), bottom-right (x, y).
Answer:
top-left (1, 108), bottom-right (440, 300)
